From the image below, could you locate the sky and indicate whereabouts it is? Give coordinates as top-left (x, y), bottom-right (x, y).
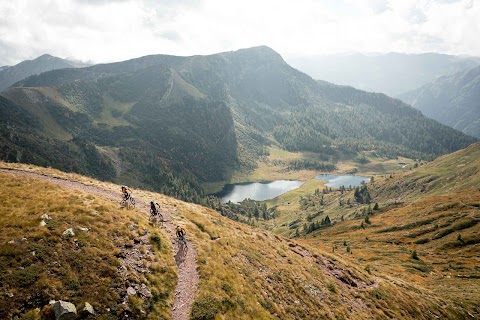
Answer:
top-left (0, 0), bottom-right (479, 66)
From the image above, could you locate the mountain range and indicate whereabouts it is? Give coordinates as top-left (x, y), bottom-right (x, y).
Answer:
top-left (398, 65), bottom-right (480, 138)
top-left (0, 47), bottom-right (476, 201)
top-left (0, 54), bottom-right (87, 91)
top-left (287, 52), bottom-right (479, 96)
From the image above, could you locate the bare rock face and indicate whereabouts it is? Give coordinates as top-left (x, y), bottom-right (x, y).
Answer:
top-left (53, 300), bottom-right (77, 320)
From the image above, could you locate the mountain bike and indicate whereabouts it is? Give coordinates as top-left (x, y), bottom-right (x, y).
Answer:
top-left (149, 208), bottom-right (164, 226)
top-left (177, 234), bottom-right (188, 254)
top-left (120, 194), bottom-right (136, 209)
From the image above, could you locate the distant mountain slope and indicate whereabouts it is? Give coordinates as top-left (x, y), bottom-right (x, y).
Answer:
top-left (1, 46), bottom-right (476, 201)
top-left (287, 52), bottom-right (479, 96)
top-left (398, 66), bottom-right (480, 138)
top-left (0, 54), bottom-right (87, 91)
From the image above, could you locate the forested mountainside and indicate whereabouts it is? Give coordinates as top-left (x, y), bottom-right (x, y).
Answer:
top-left (1, 46), bottom-right (476, 202)
top-left (0, 54), bottom-right (86, 91)
top-left (398, 65), bottom-right (480, 138)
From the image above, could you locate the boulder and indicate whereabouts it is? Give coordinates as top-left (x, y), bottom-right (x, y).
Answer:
top-left (40, 220), bottom-right (47, 227)
top-left (62, 228), bottom-right (75, 237)
top-left (81, 302), bottom-right (95, 316)
top-left (41, 214), bottom-right (52, 220)
top-left (53, 300), bottom-right (77, 320)
top-left (78, 227), bottom-right (89, 233)
top-left (126, 286), bottom-right (136, 296)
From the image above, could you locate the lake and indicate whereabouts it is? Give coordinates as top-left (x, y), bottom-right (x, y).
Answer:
top-left (315, 174), bottom-right (370, 188)
top-left (218, 180), bottom-right (305, 203)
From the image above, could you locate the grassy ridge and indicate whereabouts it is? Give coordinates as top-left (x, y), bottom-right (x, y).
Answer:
top-left (0, 171), bottom-right (176, 319)
top-left (0, 162), bottom-right (474, 319)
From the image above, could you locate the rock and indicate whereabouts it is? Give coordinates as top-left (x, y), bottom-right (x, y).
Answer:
top-left (62, 228), bottom-right (75, 237)
top-left (49, 300), bottom-right (56, 305)
top-left (6, 292), bottom-right (13, 298)
top-left (78, 227), bottom-right (89, 233)
top-left (81, 302), bottom-right (95, 316)
top-left (53, 300), bottom-right (77, 320)
top-left (126, 286), bottom-right (136, 296)
top-left (41, 214), bottom-right (52, 220)
top-left (40, 220), bottom-right (47, 227)
top-left (7, 240), bottom-right (14, 244)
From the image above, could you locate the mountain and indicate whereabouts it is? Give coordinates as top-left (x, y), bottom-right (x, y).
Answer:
top-left (398, 65), bottom-right (480, 138)
top-left (287, 52), bottom-right (479, 96)
top-left (0, 46), bottom-right (476, 202)
top-left (0, 161), bottom-right (476, 319)
top-left (0, 54), bottom-right (88, 91)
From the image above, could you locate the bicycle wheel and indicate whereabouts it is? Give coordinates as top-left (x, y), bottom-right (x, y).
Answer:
top-left (129, 197), bottom-right (136, 208)
top-left (182, 239), bottom-right (188, 254)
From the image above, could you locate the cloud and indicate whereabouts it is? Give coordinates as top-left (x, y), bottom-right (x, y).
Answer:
top-left (0, 0), bottom-right (479, 66)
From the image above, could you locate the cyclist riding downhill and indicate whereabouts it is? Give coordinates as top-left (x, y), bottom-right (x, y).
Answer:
top-left (120, 185), bottom-right (135, 209)
top-left (176, 225), bottom-right (186, 241)
top-left (150, 200), bottom-right (164, 224)
top-left (121, 185), bottom-right (131, 200)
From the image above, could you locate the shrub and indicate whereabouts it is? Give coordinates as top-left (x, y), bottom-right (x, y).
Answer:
top-left (14, 265), bottom-right (42, 287)
top-left (191, 295), bottom-right (220, 320)
top-left (327, 282), bottom-right (337, 294)
top-left (364, 264), bottom-right (371, 274)
top-left (150, 233), bottom-right (162, 251)
top-left (411, 250), bottom-right (419, 260)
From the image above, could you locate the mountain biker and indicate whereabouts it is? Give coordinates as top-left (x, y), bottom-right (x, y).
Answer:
top-left (121, 185), bottom-right (131, 200)
top-left (150, 200), bottom-right (160, 215)
top-left (176, 225), bottom-right (186, 239)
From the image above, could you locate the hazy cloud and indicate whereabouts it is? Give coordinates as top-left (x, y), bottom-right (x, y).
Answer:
top-left (0, 0), bottom-right (479, 65)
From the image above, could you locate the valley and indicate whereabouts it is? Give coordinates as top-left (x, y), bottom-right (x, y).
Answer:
top-left (0, 46), bottom-right (478, 320)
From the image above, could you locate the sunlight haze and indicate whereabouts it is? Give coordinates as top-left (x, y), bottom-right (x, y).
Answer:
top-left (1, 0), bottom-right (479, 65)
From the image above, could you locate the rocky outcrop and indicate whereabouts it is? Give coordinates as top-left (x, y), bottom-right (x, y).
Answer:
top-left (53, 300), bottom-right (77, 320)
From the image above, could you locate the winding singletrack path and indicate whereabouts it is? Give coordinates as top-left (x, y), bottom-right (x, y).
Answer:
top-left (0, 168), bottom-right (199, 320)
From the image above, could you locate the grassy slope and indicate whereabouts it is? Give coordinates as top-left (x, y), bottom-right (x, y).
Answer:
top-left (296, 143), bottom-right (480, 313)
top-left (0, 170), bottom-right (176, 319)
top-left (0, 162), bottom-right (473, 319)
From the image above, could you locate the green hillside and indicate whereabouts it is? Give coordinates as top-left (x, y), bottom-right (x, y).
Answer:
top-left (1, 46), bottom-right (476, 203)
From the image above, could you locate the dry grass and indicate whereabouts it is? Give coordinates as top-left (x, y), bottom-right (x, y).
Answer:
top-left (0, 171), bottom-right (176, 319)
top-left (0, 161), bottom-right (476, 319)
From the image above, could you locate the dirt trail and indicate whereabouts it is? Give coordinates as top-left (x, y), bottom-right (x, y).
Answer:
top-left (0, 168), bottom-right (199, 320)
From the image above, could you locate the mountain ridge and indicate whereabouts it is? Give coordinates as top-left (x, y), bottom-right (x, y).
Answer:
top-left (1, 46), bottom-right (477, 202)
top-left (287, 52), bottom-right (479, 96)
top-left (0, 54), bottom-right (88, 91)
top-left (398, 65), bottom-right (480, 138)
